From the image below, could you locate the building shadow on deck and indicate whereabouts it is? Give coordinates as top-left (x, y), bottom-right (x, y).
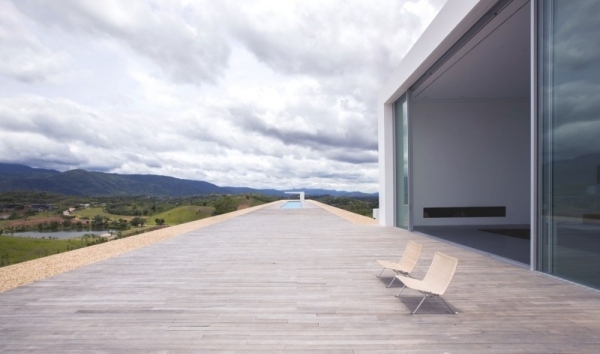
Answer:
top-left (414, 225), bottom-right (530, 265)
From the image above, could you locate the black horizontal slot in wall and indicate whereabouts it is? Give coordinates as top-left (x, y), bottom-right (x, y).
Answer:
top-left (424, 206), bottom-right (506, 218)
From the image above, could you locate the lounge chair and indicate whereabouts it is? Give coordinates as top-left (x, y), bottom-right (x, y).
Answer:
top-left (395, 251), bottom-right (458, 315)
top-left (376, 240), bottom-right (423, 287)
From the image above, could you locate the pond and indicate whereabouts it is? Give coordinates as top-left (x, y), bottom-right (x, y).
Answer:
top-left (6, 230), bottom-right (114, 240)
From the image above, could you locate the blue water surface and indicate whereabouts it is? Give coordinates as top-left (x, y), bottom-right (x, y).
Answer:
top-left (281, 201), bottom-right (302, 209)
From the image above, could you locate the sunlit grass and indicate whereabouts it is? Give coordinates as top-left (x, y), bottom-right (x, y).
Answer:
top-left (0, 234), bottom-right (103, 267)
top-left (149, 205), bottom-right (215, 225)
top-left (73, 207), bottom-right (119, 219)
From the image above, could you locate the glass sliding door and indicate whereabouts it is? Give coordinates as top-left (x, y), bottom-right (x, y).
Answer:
top-left (394, 94), bottom-right (409, 229)
top-left (538, 0), bottom-right (600, 289)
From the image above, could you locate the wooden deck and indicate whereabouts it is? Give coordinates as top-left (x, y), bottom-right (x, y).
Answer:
top-left (1, 202), bottom-right (600, 353)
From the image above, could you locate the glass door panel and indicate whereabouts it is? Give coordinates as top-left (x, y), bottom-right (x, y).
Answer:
top-left (394, 94), bottom-right (409, 229)
top-left (538, 0), bottom-right (600, 289)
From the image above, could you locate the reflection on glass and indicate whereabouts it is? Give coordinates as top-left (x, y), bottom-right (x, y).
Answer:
top-left (539, 0), bottom-right (600, 289)
top-left (394, 94), bottom-right (409, 229)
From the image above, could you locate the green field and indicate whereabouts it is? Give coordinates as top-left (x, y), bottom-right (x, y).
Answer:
top-left (0, 213), bottom-right (61, 228)
top-left (74, 207), bottom-right (121, 219)
top-left (149, 205), bottom-right (215, 225)
top-left (74, 205), bottom-right (217, 225)
top-left (0, 234), bottom-right (104, 266)
top-left (0, 205), bottom-right (215, 266)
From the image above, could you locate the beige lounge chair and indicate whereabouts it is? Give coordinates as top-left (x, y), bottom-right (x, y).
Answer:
top-left (377, 240), bottom-right (423, 287)
top-left (395, 251), bottom-right (458, 315)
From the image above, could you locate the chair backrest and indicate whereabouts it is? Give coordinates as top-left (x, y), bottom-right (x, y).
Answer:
top-left (397, 240), bottom-right (423, 274)
top-left (420, 251), bottom-right (458, 296)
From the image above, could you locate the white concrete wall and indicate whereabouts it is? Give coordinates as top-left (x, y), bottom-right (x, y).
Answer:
top-left (378, 0), bottom-right (497, 227)
top-left (378, 103), bottom-right (395, 226)
top-left (411, 100), bottom-right (530, 226)
top-left (378, 0), bottom-right (492, 105)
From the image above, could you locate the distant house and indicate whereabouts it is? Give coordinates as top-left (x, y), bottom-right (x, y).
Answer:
top-left (63, 207), bottom-right (76, 216)
top-left (379, 0), bottom-right (600, 290)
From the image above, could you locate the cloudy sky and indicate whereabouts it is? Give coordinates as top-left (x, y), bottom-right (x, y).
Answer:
top-left (0, 0), bottom-right (445, 193)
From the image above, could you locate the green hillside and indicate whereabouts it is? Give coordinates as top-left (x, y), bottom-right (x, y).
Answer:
top-left (0, 164), bottom-right (226, 196)
top-left (149, 205), bottom-right (215, 225)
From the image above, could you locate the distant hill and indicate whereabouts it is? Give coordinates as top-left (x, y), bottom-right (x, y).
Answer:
top-left (294, 188), bottom-right (377, 198)
top-left (223, 186), bottom-right (287, 196)
top-left (0, 163), bottom-right (60, 182)
top-left (553, 154), bottom-right (600, 190)
top-left (222, 187), bottom-right (376, 198)
top-left (0, 164), bottom-right (225, 196)
top-left (0, 163), bottom-right (377, 198)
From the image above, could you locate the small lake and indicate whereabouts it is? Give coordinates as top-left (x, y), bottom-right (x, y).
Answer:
top-left (7, 230), bottom-right (113, 240)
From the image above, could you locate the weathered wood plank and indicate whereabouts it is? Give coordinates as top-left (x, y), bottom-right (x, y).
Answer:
top-left (1, 203), bottom-right (600, 352)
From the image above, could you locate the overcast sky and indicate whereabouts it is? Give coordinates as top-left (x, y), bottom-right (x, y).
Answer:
top-left (0, 0), bottom-right (445, 193)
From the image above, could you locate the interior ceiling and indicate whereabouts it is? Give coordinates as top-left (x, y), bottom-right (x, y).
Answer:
top-left (414, 1), bottom-right (530, 101)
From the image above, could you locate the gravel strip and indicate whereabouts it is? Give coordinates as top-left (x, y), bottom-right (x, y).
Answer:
top-left (308, 200), bottom-right (379, 225)
top-left (0, 202), bottom-right (278, 293)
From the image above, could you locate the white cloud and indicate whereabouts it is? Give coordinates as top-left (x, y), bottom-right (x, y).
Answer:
top-left (0, 1), bottom-right (70, 83)
top-left (13, 0), bottom-right (231, 85)
top-left (0, 0), bottom-right (446, 193)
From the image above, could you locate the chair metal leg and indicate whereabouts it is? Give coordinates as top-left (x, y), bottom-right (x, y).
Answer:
top-left (378, 268), bottom-right (386, 278)
top-left (439, 296), bottom-right (458, 314)
top-left (387, 276), bottom-right (396, 288)
top-left (412, 295), bottom-right (429, 315)
top-left (395, 285), bottom-right (406, 297)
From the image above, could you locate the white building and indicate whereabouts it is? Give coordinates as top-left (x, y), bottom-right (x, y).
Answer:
top-left (379, 0), bottom-right (600, 289)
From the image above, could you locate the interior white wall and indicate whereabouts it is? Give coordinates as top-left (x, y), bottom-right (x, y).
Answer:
top-left (411, 99), bottom-right (530, 226)
top-left (377, 0), bottom-right (498, 227)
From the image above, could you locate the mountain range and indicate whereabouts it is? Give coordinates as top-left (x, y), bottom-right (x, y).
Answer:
top-left (0, 163), bottom-right (376, 198)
